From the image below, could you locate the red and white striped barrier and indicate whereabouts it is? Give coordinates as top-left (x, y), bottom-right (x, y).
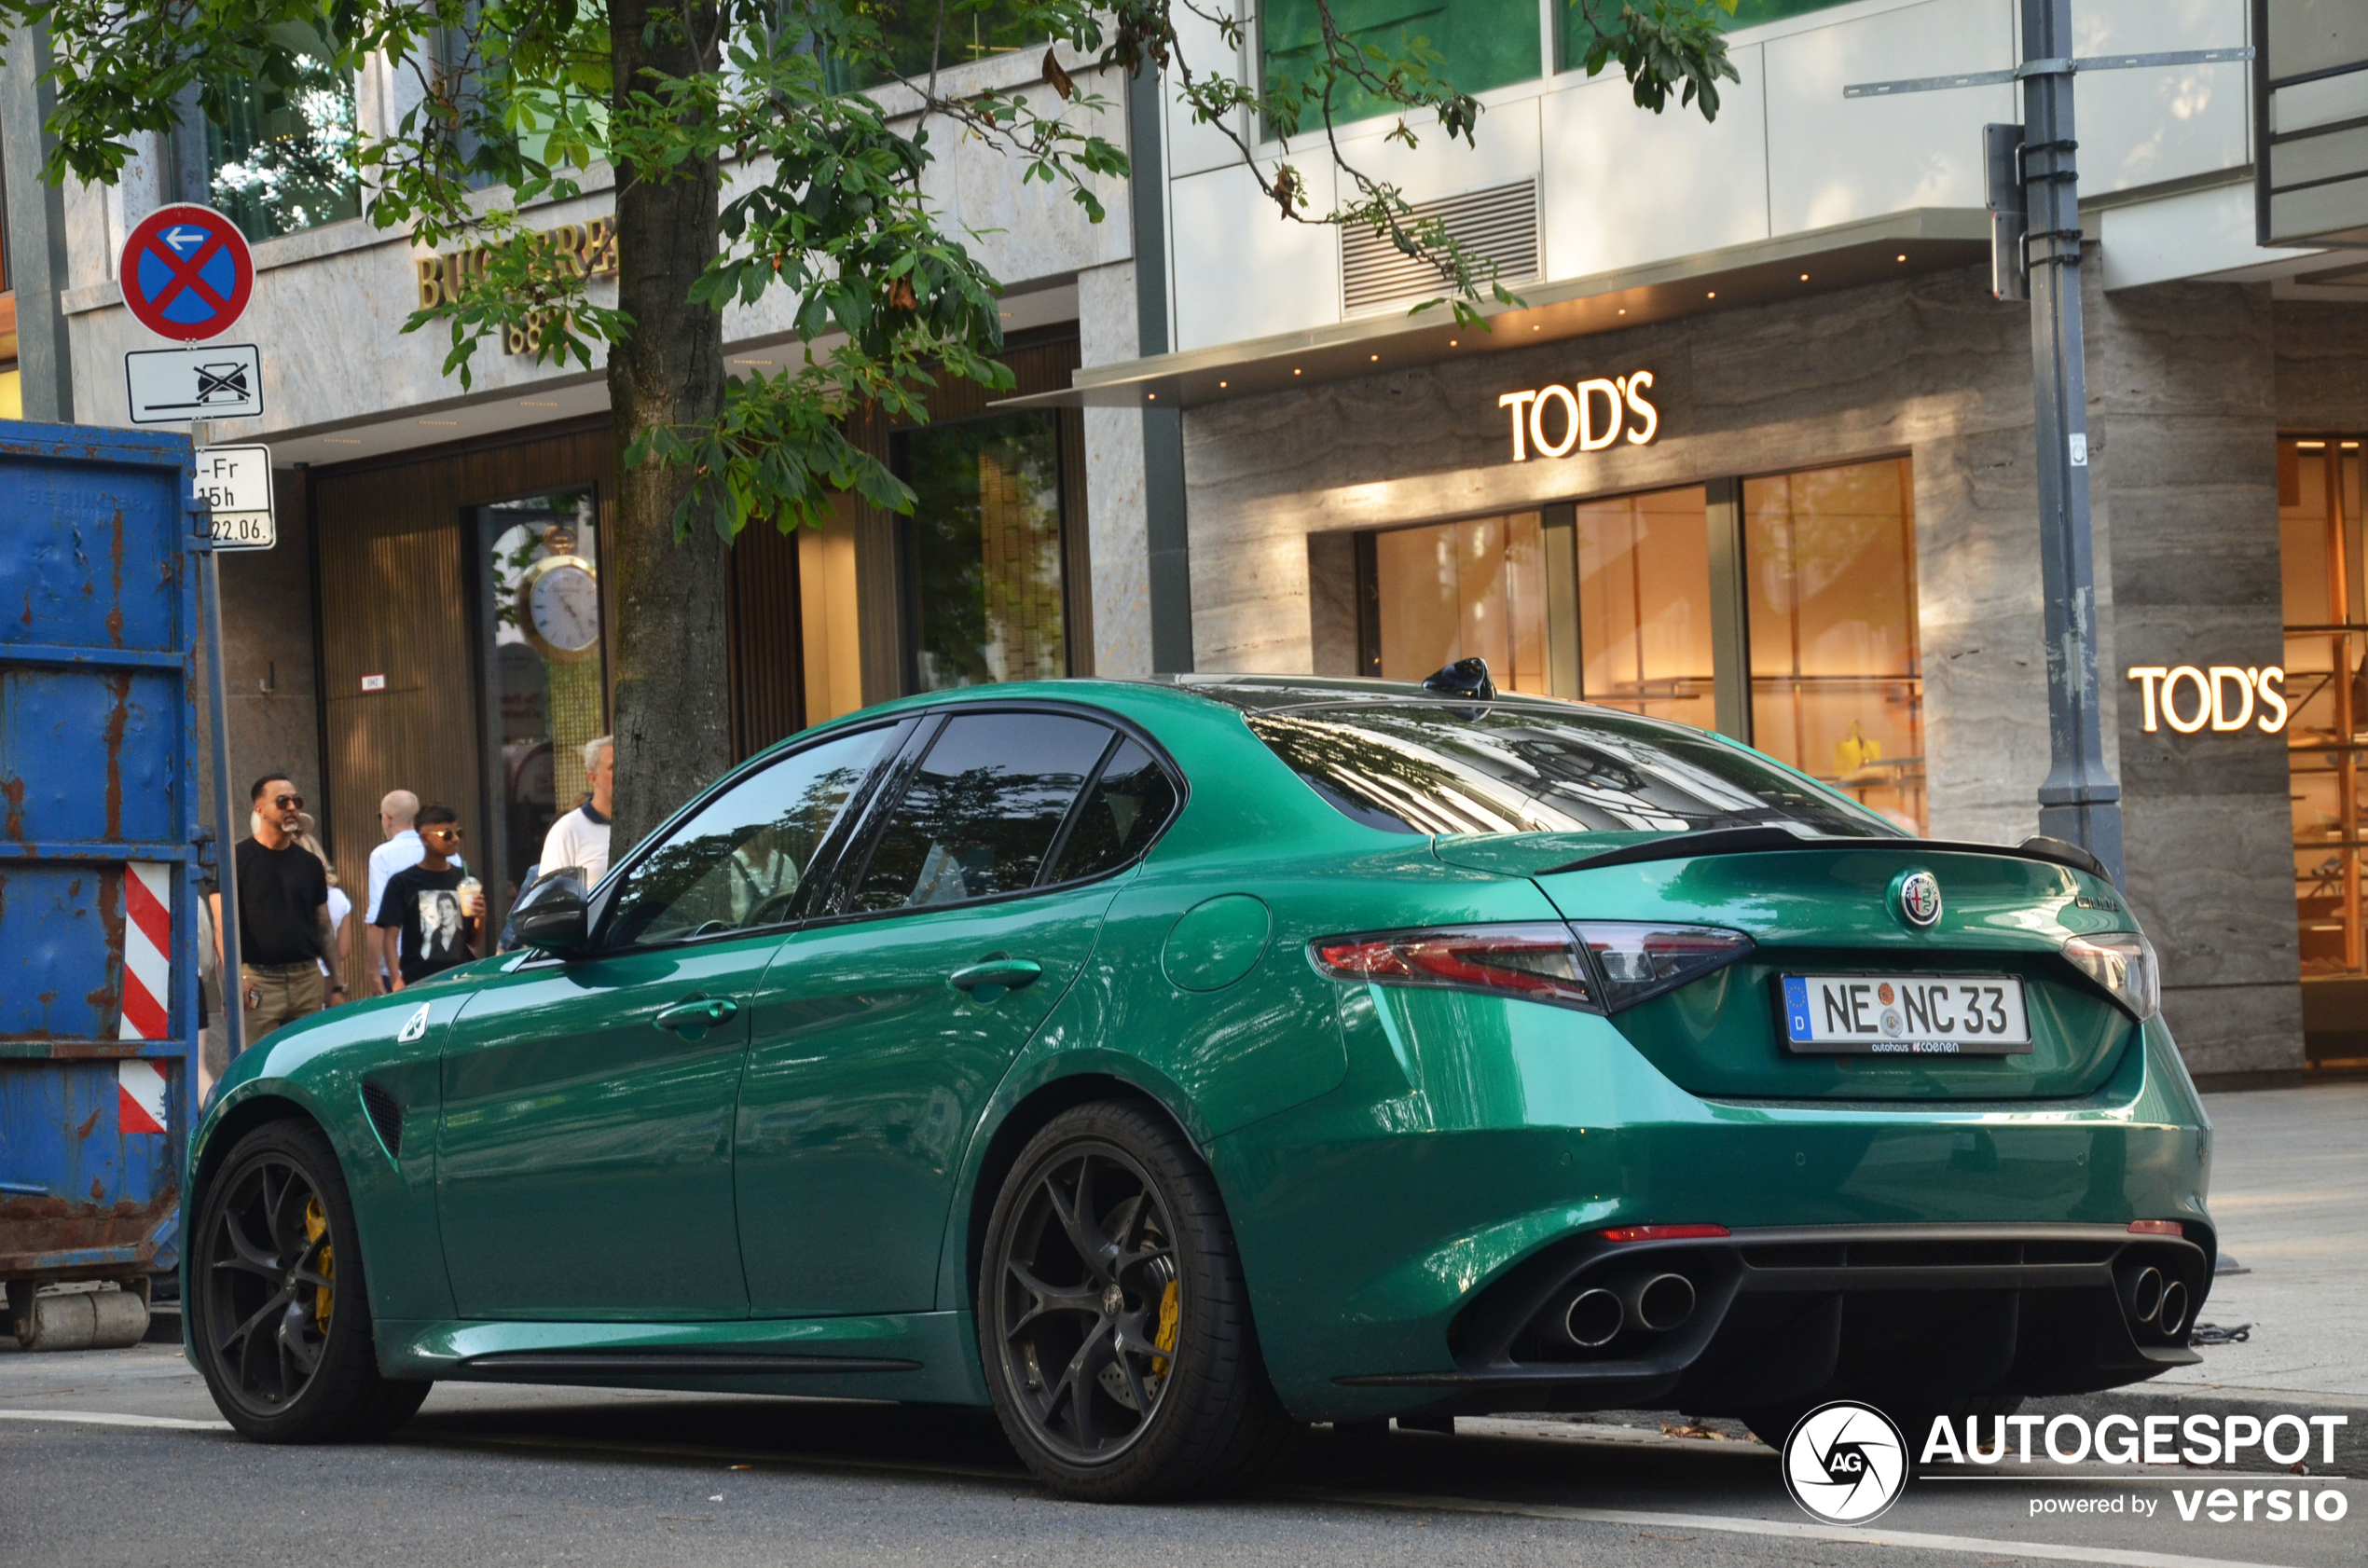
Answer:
top-left (117, 861), bottom-right (172, 1135)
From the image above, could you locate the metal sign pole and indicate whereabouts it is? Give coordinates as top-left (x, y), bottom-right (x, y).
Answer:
top-left (193, 415), bottom-right (243, 1063)
top-left (2020, 0), bottom-right (2124, 884)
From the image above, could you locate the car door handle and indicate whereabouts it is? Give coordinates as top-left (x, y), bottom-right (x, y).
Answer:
top-left (948, 958), bottom-right (1043, 997)
top-left (654, 997), bottom-right (740, 1037)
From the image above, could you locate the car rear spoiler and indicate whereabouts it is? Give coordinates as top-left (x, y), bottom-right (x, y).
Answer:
top-left (1539, 828), bottom-right (2110, 880)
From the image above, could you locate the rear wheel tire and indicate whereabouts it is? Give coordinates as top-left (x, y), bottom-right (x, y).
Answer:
top-left (189, 1119), bottom-right (429, 1442)
top-left (978, 1102), bottom-right (1297, 1501)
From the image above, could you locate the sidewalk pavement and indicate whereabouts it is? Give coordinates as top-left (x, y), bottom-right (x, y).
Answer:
top-left (2025, 1080), bottom-right (2368, 1466)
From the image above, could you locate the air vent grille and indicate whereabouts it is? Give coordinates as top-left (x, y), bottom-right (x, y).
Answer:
top-left (1341, 180), bottom-right (1540, 316)
top-left (361, 1080), bottom-right (405, 1158)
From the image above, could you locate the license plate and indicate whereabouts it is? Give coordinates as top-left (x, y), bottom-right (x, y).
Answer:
top-left (1778, 974), bottom-right (2032, 1055)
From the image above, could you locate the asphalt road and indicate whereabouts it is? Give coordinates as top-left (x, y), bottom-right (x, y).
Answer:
top-left (2, 1342), bottom-right (2358, 1568)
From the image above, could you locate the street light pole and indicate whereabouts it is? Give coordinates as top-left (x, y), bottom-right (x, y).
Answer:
top-left (2018, 0), bottom-right (2123, 884)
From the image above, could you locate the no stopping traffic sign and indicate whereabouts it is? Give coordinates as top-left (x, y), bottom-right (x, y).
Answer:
top-left (119, 205), bottom-right (254, 342)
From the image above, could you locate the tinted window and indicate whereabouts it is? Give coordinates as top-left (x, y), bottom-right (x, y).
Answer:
top-left (1247, 703), bottom-right (1902, 839)
top-left (1047, 740), bottom-right (1177, 883)
top-left (847, 713), bottom-right (1112, 912)
top-left (605, 727), bottom-right (889, 946)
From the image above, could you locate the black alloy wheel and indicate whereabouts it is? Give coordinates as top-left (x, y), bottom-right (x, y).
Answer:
top-left (979, 1102), bottom-right (1297, 1500)
top-left (190, 1120), bottom-right (429, 1442)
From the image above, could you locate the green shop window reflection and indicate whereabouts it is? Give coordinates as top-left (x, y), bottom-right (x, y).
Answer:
top-left (894, 412), bottom-right (1068, 692)
top-left (186, 59), bottom-right (362, 240)
top-left (824, 0), bottom-right (1041, 92)
top-left (1562, 0), bottom-right (1861, 73)
top-left (1263, 0), bottom-right (1541, 131)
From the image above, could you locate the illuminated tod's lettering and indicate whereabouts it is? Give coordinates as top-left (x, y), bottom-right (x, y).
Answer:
top-left (1499, 370), bottom-right (1659, 460)
top-left (2127, 665), bottom-right (2290, 734)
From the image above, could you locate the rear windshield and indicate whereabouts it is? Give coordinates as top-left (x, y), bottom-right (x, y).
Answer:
top-left (1246, 702), bottom-right (1906, 839)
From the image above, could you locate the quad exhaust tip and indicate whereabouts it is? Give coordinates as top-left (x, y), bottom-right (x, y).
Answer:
top-left (2124, 1265), bottom-right (2191, 1340)
top-left (1563, 1273), bottom-right (1697, 1347)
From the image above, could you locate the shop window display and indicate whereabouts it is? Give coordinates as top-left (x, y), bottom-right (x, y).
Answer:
top-left (1370, 513), bottom-right (1561, 696)
top-left (2279, 436), bottom-right (2367, 982)
top-left (895, 412), bottom-right (1068, 691)
top-left (1573, 485), bottom-right (1716, 732)
top-left (1743, 457), bottom-right (1924, 832)
top-left (481, 490), bottom-right (605, 905)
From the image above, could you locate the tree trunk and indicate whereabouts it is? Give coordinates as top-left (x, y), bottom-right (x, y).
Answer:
top-left (606, 0), bottom-right (729, 852)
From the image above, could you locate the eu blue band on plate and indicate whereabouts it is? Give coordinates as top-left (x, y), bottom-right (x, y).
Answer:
top-left (1782, 975), bottom-right (1812, 1041)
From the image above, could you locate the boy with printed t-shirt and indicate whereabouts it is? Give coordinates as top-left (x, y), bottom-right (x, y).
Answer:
top-left (373, 805), bottom-right (481, 987)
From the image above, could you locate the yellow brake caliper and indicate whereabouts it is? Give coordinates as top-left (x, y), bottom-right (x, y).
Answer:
top-left (303, 1196), bottom-right (335, 1328)
top-left (1150, 1278), bottom-right (1179, 1376)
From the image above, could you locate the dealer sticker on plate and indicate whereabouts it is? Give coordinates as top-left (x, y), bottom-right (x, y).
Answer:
top-left (1780, 974), bottom-right (2032, 1055)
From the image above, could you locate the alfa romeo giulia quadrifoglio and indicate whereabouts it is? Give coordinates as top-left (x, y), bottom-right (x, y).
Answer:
top-left (186, 666), bottom-right (2211, 1499)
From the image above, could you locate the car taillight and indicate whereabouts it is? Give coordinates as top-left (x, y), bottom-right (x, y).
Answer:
top-left (1601, 1223), bottom-right (1730, 1243)
top-left (1570, 922), bottom-right (1755, 1011)
top-left (1311, 924), bottom-right (1597, 1010)
top-left (2127, 1219), bottom-right (2183, 1236)
top-left (2062, 931), bottom-right (2160, 1020)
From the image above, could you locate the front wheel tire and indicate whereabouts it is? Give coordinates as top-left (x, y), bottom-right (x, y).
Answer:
top-left (189, 1119), bottom-right (429, 1442)
top-left (978, 1102), bottom-right (1296, 1500)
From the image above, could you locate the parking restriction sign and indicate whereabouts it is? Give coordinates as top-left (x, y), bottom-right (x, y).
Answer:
top-left (118, 204), bottom-right (254, 342)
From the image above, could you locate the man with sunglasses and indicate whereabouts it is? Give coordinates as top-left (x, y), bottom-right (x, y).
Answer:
top-left (374, 805), bottom-right (481, 988)
top-left (208, 773), bottom-right (345, 1049)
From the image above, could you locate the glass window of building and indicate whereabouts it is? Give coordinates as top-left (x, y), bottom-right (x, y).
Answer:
top-left (825, 0), bottom-right (1040, 91)
top-left (175, 58), bottom-right (363, 240)
top-left (894, 411), bottom-right (1069, 691)
top-left (1369, 512), bottom-right (1567, 696)
top-left (1563, 0), bottom-right (1861, 72)
top-left (1743, 457), bottom-right (1924, 832)
top-left (480, 490), bottom-right (605, 904)
top-left (2279, 435), bottom-right (2366, 982)
top-left (1264, 0), bottom-right (1541, 131)
top-left (1574, 485), bottom-right (1716, 730)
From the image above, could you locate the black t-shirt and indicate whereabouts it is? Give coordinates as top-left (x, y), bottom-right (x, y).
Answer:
top-left (232, 837), bottom-right (329, 967)
top-left (375, 863), bottom-right (475, 983)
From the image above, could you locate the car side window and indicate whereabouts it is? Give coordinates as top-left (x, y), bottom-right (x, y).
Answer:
top-left (1045, 739), bottom-right (1177, 884)
top-left (844, 713), bottom-right (1113, 913)
top-left (603, 727), bottom-right (891, 947)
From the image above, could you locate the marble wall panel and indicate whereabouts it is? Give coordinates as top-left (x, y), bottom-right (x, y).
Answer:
top-left (1081, 261), bottom-right (1152, 678)
top-left (2087, 277), bottom-right (2298, 1071)
top-left (1306, 532), bottom-right (1359, 677)
top-left (2274, 300), bottom-right (2368, 429)
top-left (2157, 979), bottom-right (2307, 1081)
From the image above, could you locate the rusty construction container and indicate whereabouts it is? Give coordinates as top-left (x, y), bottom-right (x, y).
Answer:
top-left (1, 421), bottom-right (202, 1349)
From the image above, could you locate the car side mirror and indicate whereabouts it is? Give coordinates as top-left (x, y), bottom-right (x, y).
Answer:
top-left (509, 868), bottom-right (590, 954)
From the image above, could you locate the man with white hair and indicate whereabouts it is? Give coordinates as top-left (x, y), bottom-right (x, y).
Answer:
top-left (365, 789), bottom-right (461, 995)
top-left (539, 736), bottom-right (615, 886)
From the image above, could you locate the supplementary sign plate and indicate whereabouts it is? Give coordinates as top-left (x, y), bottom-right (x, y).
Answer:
top-left (195, 446), bottom-right (274, 550)
top-left (126, 344), bottom-right (263, 423)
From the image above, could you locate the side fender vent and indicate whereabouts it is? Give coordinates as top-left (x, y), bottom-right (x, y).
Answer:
top-left (361, 1080), bottom-right (405, 1159)
top-left (1341, 179), bottom-right (1540, 316)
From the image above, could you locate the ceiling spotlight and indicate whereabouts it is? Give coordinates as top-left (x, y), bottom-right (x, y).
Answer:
top-left (1799, 273), bottom-right (1810, 282)
top-left (1147, 392), bottom-right (1156, 400)
top-left (1218, 380), bottom-right (1228, 388)
top-left (1449, 339), bottom-right (1458, 347)
top-left (1293, 367), bottom-right (1302, 376)
top-left (1707, 291), bottom-right (1717, 299)
top-left (1897, 253), bottom-right (1908, 262)
top-left (1370, 353), bottom-right (1379, 362)
top-left (1618, 308), bottom-right (1626, 315)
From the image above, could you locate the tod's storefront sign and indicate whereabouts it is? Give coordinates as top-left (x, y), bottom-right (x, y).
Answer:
top-left (2128, 664), bottom-right (2290, 735)
top-left (1498, 371), bottom-right (1659, 460)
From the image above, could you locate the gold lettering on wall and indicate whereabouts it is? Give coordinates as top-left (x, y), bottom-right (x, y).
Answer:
top-left (410, 218), bottom-right (619, 355)
top-left (1499, 370), bottom-right (1658, 461)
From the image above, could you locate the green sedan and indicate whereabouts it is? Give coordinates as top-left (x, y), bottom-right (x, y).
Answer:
top-left (185, 667), bottom-right (2213, 1499)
